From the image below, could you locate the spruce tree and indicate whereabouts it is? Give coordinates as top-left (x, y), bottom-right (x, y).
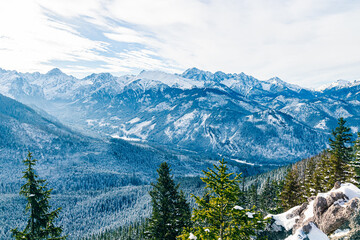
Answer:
top-left (272, 180), bottom-right (284, 214)
top-left (304, 157), bottom-right (317, 198)
top-left (352, 132), bottom-right (360, 186)
top-left (260, 177), bottom-right (280, 213)
top-left (328, 118), bottom-right (353, 186)
top-left (248, 181), bottom-right (259, 210)
top-left (179, 159), bottom-right (268, 240)
top-left (314, 154), bottom-right (327, 192)
top-left (280, 166), bottom-right (301, 210)
top-left (145, 162), bottom-right (190, 240)
top-left (11, 152), bottom-right (65, 240)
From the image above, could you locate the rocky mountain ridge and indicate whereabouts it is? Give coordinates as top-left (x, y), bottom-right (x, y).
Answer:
top-left (0, 67), bottom-right (359, 165)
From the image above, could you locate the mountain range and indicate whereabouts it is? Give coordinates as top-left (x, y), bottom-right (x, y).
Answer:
top-left (1, 67), bottom-right (360, 164)
top-left (1, 67), bottom-right (359, 165)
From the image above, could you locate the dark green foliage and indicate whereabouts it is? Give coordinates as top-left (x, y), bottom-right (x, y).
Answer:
top-left (351, 132), bottom-right (360, 186)
top-left (280, 166), bottom-right (302, 210)
top-left (145, 162), bottom-right (191, 240)
top-left (248, 181), bottom-right (259, 210)
top-left (179, 159), bottom-right (268, 240)
top-left (11, 152), bottom-right (65, 240)
top-left (260, 178), bottom-right (283, 214)
top-left (279, 118), bottom-right (358, 210)
top-left (328, 117), bottom-right (353, 186)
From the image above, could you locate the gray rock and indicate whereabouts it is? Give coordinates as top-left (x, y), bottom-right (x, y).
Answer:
top-left (293, 202), bottom-right (308, 216)
top-left (302, 223), bottom-right (313, 234)
top-left (319, 197), bottom-right (360, 234)
top-left (313, 196), bottom-right (327, 222)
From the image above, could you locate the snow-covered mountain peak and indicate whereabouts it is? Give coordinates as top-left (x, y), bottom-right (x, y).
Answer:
top-left (46, 68), bottom-right (65, 76)
top-left (267, 76), bottom-right (284, 84)
top-left (83, 72), bottom-right (116, 82)
top-left (181, 67), bottom-right (213, 81)
top-left (135, 70), bottom-right (204, 89)
top-left (263, 76), bottom-right (303, 93)
top-left (317, 79), bottom-right (351, 91)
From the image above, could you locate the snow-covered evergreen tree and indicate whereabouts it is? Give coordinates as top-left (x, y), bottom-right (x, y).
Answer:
top-left (11, 152), bottom-right (65, 240)
top-left (328, 118), bottom-right (353, 187)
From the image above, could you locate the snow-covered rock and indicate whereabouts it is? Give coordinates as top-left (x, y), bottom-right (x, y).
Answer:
top-left (267, 182), bottom-right (360, 240)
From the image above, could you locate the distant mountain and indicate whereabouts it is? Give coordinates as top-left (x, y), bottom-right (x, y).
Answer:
top-left (0, 67), bottom-right (359, 165)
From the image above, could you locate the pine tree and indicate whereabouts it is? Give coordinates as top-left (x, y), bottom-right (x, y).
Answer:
top-left (248, 181), bottom-right (259, 210)
top-left (304, 157), bottom-right (317, 198)
top-left (260, 177), bottom-right (280, 213)
top-left (328, 118), bottom-right (353, 186)
top-left (314, 152), bottom-right (329, 192)
top-left (11, 152), bottom-right (66, 240)
top-left (179, 159), bottom-right (268, 240)
top-left (280, 166), bottom-right (301, 210)
top-left (145, 162), bottom-right (190, 240)
top-left (272, 180), bottom-right (284, 214)
top-left (352, 132), bottom-right (360, 186)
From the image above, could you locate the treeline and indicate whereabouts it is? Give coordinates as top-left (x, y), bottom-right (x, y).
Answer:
top-left (9, 118), bottom-right (360, 239)
top-left (280, 118), bottom-right (360, 210)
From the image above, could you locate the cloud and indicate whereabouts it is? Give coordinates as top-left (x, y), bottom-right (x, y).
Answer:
top-left (0, 0), bottom-right (109, 73)
top-left (1, 0), bottom-right (360, 87)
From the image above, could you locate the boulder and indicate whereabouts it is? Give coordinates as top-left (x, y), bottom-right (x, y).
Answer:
top-left (316, 194), bottom-right (359, 234)
top-left (268, 182), bottom-right (360, 239)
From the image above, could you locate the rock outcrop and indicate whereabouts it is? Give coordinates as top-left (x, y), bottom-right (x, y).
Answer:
top-left (267, 182), bottom-right (360, 240)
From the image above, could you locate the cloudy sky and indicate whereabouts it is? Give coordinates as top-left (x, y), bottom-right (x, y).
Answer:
top-left (0, 0), bottom-right (359, 88)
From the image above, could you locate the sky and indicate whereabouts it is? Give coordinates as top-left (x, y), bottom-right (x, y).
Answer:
top-left (0, 0), bottom-right (360, 88)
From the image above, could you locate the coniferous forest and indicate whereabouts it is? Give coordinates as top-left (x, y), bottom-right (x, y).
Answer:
top-left (10, 117), bottom-right (358, 239)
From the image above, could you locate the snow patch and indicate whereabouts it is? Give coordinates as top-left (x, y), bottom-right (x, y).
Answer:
top-left (329, 228), bottom-right (350, 238)
top-left (231, 158), bottom-right (255, 166)
top-left (189, 233), bottom-right (197, 239)
top-left (285, 222), bottom-right (329, 240)
top-left (318, 183), bottom-right (360, 200)
top-left (314, 119), bottom-right (327, 130)
top-left (128, 117), bottom-right (141, 124)
top-left (303, 200), bottom-right (314, 222)
top-left (173, 111), bottom-right (197, 134)
top-left (269, 205), bottom-right (301, 231)
top-left (233, 206), bottom-right (244, 210)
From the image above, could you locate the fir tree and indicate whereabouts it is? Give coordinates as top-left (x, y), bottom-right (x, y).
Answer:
top-left (260, 177), bottom-right (280, 213)
top-left (175, 190), bottom-right (192, 234)
top-left (248, 181), bottom-right (259, 210)
top-left (280, 166), bottom-right (301, 210)
top-left (352, 132), bottom-right (360, 186)
top-left (313, 152), bottom-right (329, 193)
top-left (272, 180), bottom-right (284, 214)
top-left (179, 159), bottom-right (268, 240)
top-left (11, 152), bottom-right (65, 240)
top-left (328, 118), bottom-right (353, 186)
top-left (304, 157), bottom-right (317, 198)
top-left (145, 162), bottom-right (190, 240)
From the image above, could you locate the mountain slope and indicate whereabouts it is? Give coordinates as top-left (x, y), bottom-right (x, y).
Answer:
top-left (0, 67), bottom-right (358, 165)
top-left (0, 93), bottom-right (265, 239)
